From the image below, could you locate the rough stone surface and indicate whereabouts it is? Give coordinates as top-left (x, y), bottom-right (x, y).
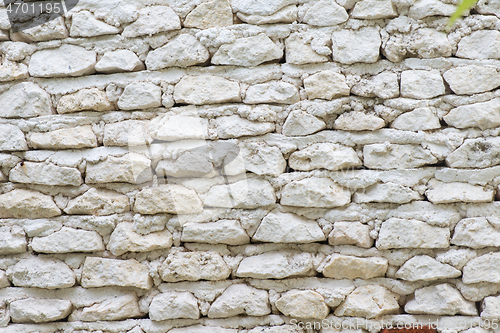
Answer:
top-left (204, 178), bottom-right (276, 209)
top-left (329, 222), bottom-right (373, 248)
top-left (333, 112), bottom-right (385, 131)
top-left (352, 0), bottom-right (397, 18)
top-left (334, 285), bottom-right (400, 319)
top-left (426, 181), bottom-right (494, 204)
top-left (364, 143), bottom-right (438, 169)
top-left (0, 226), bottom-right (26, 255)
top-left (181, 220), bottom-right (249, 245)
top-left (444, 65), bottom-right (500, 95)
top-left (282, 110), bottom-right (326, 136)
top-left (0, 189), bottom-right (61, 219)
top-left (395, 255), bottom-right (462, 281)
top-left (303, 0), bottom-right (348, 26)
top-left (70, 10), bottom-right (121, 37)
top-left (134, 185), bottom-right (203, 214)
top-left (405, 284), bottom-right (477, 315)
top-left (10, 162), bottom-right (82, 186)
top-left (332, 27), bottom-right (381, 64)
top-left (457, 30), bottom-right (500, 59)
top-left (70, 294), bottom-right (141, 321)
top-left (122, 6), bottom-right (181, 38)
top-left (7, 257), bottom-right (75, 289)
top-left (289, 143), bottom-right (361, 171)
top-left (452, 217), bottom-right (500, 248)
top-left (174, 75), bottom-right (241, 105)
top-left (319, 254), bottom-right (388, 279)
top-left (57, 88), bottom-right (114, 113)
top-left (86, 153), bottom-right (152, 184)
top-left (391, 107), bottom-right (441, 131)
top-left (0, 124), bottom-right (28, 151)
top-left (463, 252), bottom-right (500, 284)
top-left (29, 44), bottom-right (96, 78)
top-left (275, 290), bottom-right (329, 319)
top-left (31, 227), bottom-right (104, 253)
top-left (208, 284), bottom-right (270, 318)
top-left (95, 50), bottom-right (144, 73)
top-left (244, 81), bottom-right (299, 104)
top-left (236, 251), bottom-right (313, 279)
top-left (400, 70), bottom-right (445, 99)
top-left (64, 188), bottom-right (130, 216)
top-left (281, 178), bottom-right (351, 208)
top-left (118, 82), bottom-right (162, 110)
top-left (304, 71), bottom-right (350, 100)
top-left (376, 218), bottom-right (450, 249)
top-left (160, 251), bottom-right (231, 282)
top-left (146, 34), bottom-right (209, 70)
top-left (10, 299), bottom-right (72, 323)
top-left (150, 292), bottom-right (200, 320)
top-left (0, 82), bottom-right (51, 118)
top-left (444, 98), bottom-right (500, 130)
top-left (81, 257), bottom-right (152, 289)
top-left (184, 0), bottom-right (233, 29)
top-left (30, 126), bottom-right (98, 149)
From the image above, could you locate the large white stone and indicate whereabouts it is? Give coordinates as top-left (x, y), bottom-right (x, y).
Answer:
top-left (463, 252), bottom-right (500, 284)
top-left (481, 295), bottom-right (500, 319)
top-left (277, 290), bottom-right (329, 320)
top-left (134, 185), bottom-right (203, 214)
top-left (0, 82), bottom-right (51, 118)
top-left (7, 257), bottom-right (75, 289)
top-left (70, 10), bottom-right (120, 38)
top-left (146, 34), bottom-right (209, 70)
top-left (208, 284), bottom-right (270, 318)
top-left (174, 75), bottom-right (241, 105)
top-left (150, 292), bottom-right (199, 320)
top-left (281, 178), bottom-right (351, 208)
top-left (304, 71), bottom-right (350, 100)
top-left (81, 257), bottom-right (152, 289)
top-left (444, 98), bottom-right (500, 130)
top-left (240, 142), bottom-right (286, 176)
top-left (0, 124), bottom-right (27, 151)
top-left (457, 30), bottom-right (500, 59)
top-left (391, 107), bottom-right (441, 131)
top-left (231, 0), bottom-right (296, 15)
top-left (122, 6), bottom-right (181, 37)
top-left (95, 50), bottom-right (144, 73)
top-left (332, 27), bottom-right (381, 64)
top-left (351, 72), bottom-right (399, 99)
top-left (10, 298), bottom-right (72, 323)
top-left (10, 162), bottom-right (82, 186)
top-left (400, 70), bottom-right (445, 99)
top-left (0, 59), bottom-right (28, 82)
top-left (408, 28), bottom-right (452, 59)
top-left (409, 0), bottom-right (456, 19)
top-left (107, 222), bottom-right (172, 255)
top-left (149, 113), bottom-right (209, 141)
top-left (364, 143), bottom-right (438, 169)
top-left (238, 5), bottom-right (298, 24)
top-left (31, 227), bottom-right (104, 253)
top-left (329, 222), bottom-right (373, 248)
top-left (285, 32), bottom-right (329, 65)
top-left (30, 125), bottom-right (98, 150)
top-left (215, 115), bottom-right (275, 139)
top-left (0, 226), bottom-right (26, 255)
top-left (86, 153), bottom-right (152, 184)
top-left (354, 182), bottom-right (421, 204)
top-left (160, 251), bottom-right (231, 282)
top-left (64, 188), bottom-right (130, 216)
top-left (118, 82), bottom-right (162, 110)
top-left (452, 217), bottom-right (500, 248)
top-left (57, 88), bottom-right (114, 113)
top-left (29, 44), bottom-right (96, 78)
top-left (244, 81), bottom-right (299, 104)
top-left (352, 0), bottom-right (397, 18)
top-left (156, 153), bottom-right (215, 178)
top-left (104, 120), bottom-right (152, 147)
top-left (181, 220), bottom-right (249, 245)
top-left (405, 284), bottom-right (477, 315)
top-left (446, 137), bottom-right (500, 168)
top-left (0, 189), bottom-right (61, 219)
top-left (236, 251), bottom-right (313, 279)
top-left (426, 181), bottom-right (494, 204)
top-left (333, 112), bottom-right (385, 131)
top-left (376, 218), bottom-right (450, 249)
top-left (444, 65), bottom-right (500, 95)
top-left (319, 254), bottom-right (388, 279)
top-left (303, 0), bottom-right (348, 26)
top-left (204, 178), bottom-right (276, 209)
top-left (282, 110), bottom-right (326, 136)
top-left (185, 0), bottom-right (233, 29)
top-left (289, 143), bottom-right (361, 171)
top-left (11, 16), bottom-right (68, 42)
top-left (70, 294), bottom-right (141, 321)
top-left (395, 255), bottom-right (461, 281)
top-left (334, 285), bottom-right (399, 319)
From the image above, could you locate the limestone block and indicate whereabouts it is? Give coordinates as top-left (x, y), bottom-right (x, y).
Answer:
top-left (174, 75), bottom-right (241, 105)
top-left (303, 0), bottom-right (348, 26)
top-left (70, 10), bottom-right (121, 37)
top-left (304, 71), bottom-right (350, 100)
top-left (0, 124), bottom-right (27, 151)
top-left (376, 218), bottom-right (450, 249)
top-left (134, 185), bottom-right (203, 214)
top-left (281, 178), bottom-right (351, 208)
top-left (452, 217), bottom-right (500, 248)
top-left (0, 59), bottom-right (28, 82)
top-left (10, 298), bottom-right (72, 323)
top-left (318, 254), bottom-right (388, 279)
top-left (391, 107), bottom-right (440, 131)
top-left (31, 227), bottom-right (104, 253)
top-left (69, 294), bottom-right (141, 321)
top-left (0, 82), bottom-right (51, 118)
top-left (204, 178), bottom-right (276, 209)
top-left (215, 115), bottom-right (275, 139)
top-left (240, 142), bottom-right (286, 176)
top-left (426, 181), bottom-right (494, 204)
top-left (95, 50), bottom-right (144, 73)
top-left (118, 82), bottom-right (162, 110)
top-left (149, 113), bottom-right (209, 141)
top-left (446, 137), bottom-right (500, 168)
top-left (244, 81), bottom-right (299, 104)
top-left (0, 189), bottom-right (61, 219)
top-left (64, 188), bottom-right (130, 216)
top-left (444, 65), bottom-right (500, 95)
top-left (208, 284), bottom-right (270, 318)
top-left (276, 290), bottom-right (329, 319)
top-left (400, 70), bottom-right (445, 99)
top-left (160, 251), bottom-right (231, 282)
top-left (213, 34), bottom-right (283, 67)
top-left (236, 251), bottom-right (313, 279)
top-left (7, 257), bottom-right (75, 289)
top-left (10, 162), bottom-right (82, 186)
top-left (122, 6), bottom-right (181, 38)
top-left (231, 0), bottom-right (296, 15)
top-left (11, 16), bottom-right (68, 42)
top-left (289, 143), bottom-right (361, 171)
top-left (354, 183), bottom-right (422, 204)
top-left (334, 285), bottom-right (399, 319)
top-left (329, 222), bottom-right (373, 248)
top-left (408, 0), bottom-right (456, 19)
top-left (444, 98), bottom-right (500, 130)
top-left (395, 255), bottom-right (461, 281)
top-left (57, 88), bottom-right (114, 113)
top-left (333, 112), bottom-right (385, 131)
top-left (150, 292), bottom-right (199, 320)
top-left (364, 143), bottom-right (438, 169)
top-left (351, 0), bottom-right (397, 19)
top-left (86, 153), bottom-right (152, 184)
top-left (0, 270), bottom-right (8, 288)
top-left (332, 27), bottom-right (381, 64)
top-left (253, 210), bottom-right (325, 243)
top-left (133, 214), bottom-right (169, 235)
top-left (481, 295), bottom-right (500, 319)
top-left (0, 226), bottom-right (26, 255)
top-left (81, 257), bottom-right (152, 289)
top-left (107, 222), bottom-right (172, 256)
top-left (184, 0), bottom-right (233, 29)
top-left (156, 154), bottom-right (215, 178)
top-left (282, 110), bottom-right (326, 136)
top-left (30, 125), bottom-right (98, 149)
top-left (408, 28), bottom-right (452, 59)
top-left (285, 32), bottom-right (329, 65)
top-left (21, 219), bottom-right (62, 237)
top-left (351, 71), bottom-right (399, 99)
top-left (29, 44), bottom-right (96, 78)
top-left (181, 220), bottom-right (249, 245)
top-left (405, 284), bottom-right (477, 315)
top-left (457, 30), bottom-right (500, 59)
top-left (238, 5), bottom-right (298, 24)
top-left (104, 120), bottom-right (152, 146)
top-left (146, 34), bottom-right (209, 70)
top-left (463, 252), bottom-right (500, 284)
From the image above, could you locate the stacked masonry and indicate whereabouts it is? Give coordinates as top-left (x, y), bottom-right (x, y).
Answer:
top-left (2, 0), bottom-right (500, 332)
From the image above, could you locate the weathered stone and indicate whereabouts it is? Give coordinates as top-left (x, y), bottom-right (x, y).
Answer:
top-left (64, 188), bottom-right (130, 216)
top-left (30, 125), bottom-right (98, 149)
top-left (204, 178), bottom-right (276, 209)
top-left (0, 124), bottom-right (27, 152)
top-left (184, 0), bottom-right (233, 29)
top-left (408, 28), bottom-right (452, 59)
top-left (174, 75), bottom-right (241, 105)
top-left (333, 112), bottom-right (385, 131)
top-left (86, 153), bottom-right (152, 184)
top-left (0, 59), bottom-right (28, 82)
top-left (29, 44), bottom-right (96, 78)
top-left (329, 222), bottom-right (373, 248)
top-left (95, 50), bottom-right (144, 73)
top-left (150, 292), bottom-right (199, 320)
top-left (240, 142), bottom-right (286, 176)
top-left (282, 110), bottom-right (326, 136)
top-left (332, 27), bottom-right (381, 64)
top-left (149, 113), bottom-right (209, 141)
top-left (285, 32), bottom-right (329, 65)
top-left (452, 217), bottom-right (500, 248)
top-left (160, 251), bottom-right (231, 282)
top-left (391, 107), bottom-right (441, 131)
top-left (169, 325), bottom-right (237, 333)
top-left (208, 284), bottom-right (270, 318)
top-left (304, 71), bottom-right (350, 100)
top-left (352, 0), bottom-right (397, 18)
top-left (236, 251), bottom-right (313, 279)
top-left (408, 0), bottom-right (456, 19)
top-left (400, 70), bottom-right (445, 99)
top-left (10, 298), bottom-right (72, 323)
top-left (244, 81), bottom-right (299, 104)
top-left (0, 270), bottom-right (8, 288)
top-left (181, 220), bottom-right (249, 245)
top-left (395, 255), bottom-right (462, 281)
top-left (281, 178), bottom-right (351, 208)
top-left (0, 189), bottom-right (61, 219)
top-left (156, 155), bottom-right (215, 178)
top-left (457, 30), bottom-right (500, 59)
top-left (118, 82), bottom-right (162, 110)
top-left (10, 162), bottom-right (82, 186)
top-left (104, 120), bottom-right (152, 146)
top-left (231, 0), bottom-right (296, 15)
top-left (289, 143), bottom-right (361, 171)
top-left (7, 257), bottom-right (75, 289)
top-left (21, 219), bottom-right (62, 238)
top-left (426, 180), bottom-right (494, 204)
top-left (354, 183), bottom-right (421, 204)
top-left (364, 143), bottom-right (438, 169)
top-left (377, 218), bottom-right (450, 249)
top-left (276, 290), bottom-right (329, 319)
top-left (238, 5), bottom-right (298, 24)
top-left (31, 227), bottom-right (104, 253)
top-left (405, 284), bottom-right (477, 315)
top-left (122, 6), bottom-right (181, 38)
top-left (481, 295), bottom-right (500, 319)
top-left (11, 16), bottom-right (68, 42)
top-left (70, 10), bottom-right (121, 37)
top-left (351, 71), bottom-right (399, 99)
top-left (446, 137), bottom-right (500, 168)
top-left (107, 222), bottom-right (172, 256)
top-left (303, 0), bottom-right (348, 26)
top-left (334, 285), bottom-right (399, 319)
top-left (146, 34), bottom-right (209, 70)
top-left (319, 254), bottom-right (388, 279)
top-left (213, 34), bottom-right (283, 67)
top-left (0, 226), bottom-right (26, 255)
top-left (81, 257), bottom-right (152, 289)
top-left (0, 82), bottom-right (51, 118)
top-left (215, 115), bottom-right (275, 139)
top-left (444, 65), bottom-right (500, 95)
top-left (463, 252), bottom-right (500, 284)
top-left (70, 294), bottom-right (141, 321)
top-left (57, 88), bottom-right (114, 113)
top-left (248, 325), bottom-right (303, 333)
top-left (444, 98), bottom-right (500, 130)
top-left (133, 214), bottom-right (169, 235)
top-left (134, 185), bottom-right (203, 214)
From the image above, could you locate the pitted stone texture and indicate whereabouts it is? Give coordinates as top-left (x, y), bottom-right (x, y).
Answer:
top-left (0, 189), bottom-right (61, 219)
top-left (69, 294), bottom-right (141, 322)
top-left (150, 113), bottom-right (209, 141)
top-left (0, 59), bottom-right (28, 82)
top-left (169, 326), bottom-right (237, 333)
top-left (248, 325), bottom-right (304, 333)
top-left (282, 110), bottom-right (326, 136)
top-left (70, 10), bottom-right (121, 37)
top-left (118, 82), bottom-right (162, 110)
top-left (333, 112), bottom-right (385, 131)
top-left (240, 142), bottom-right (286, 176)
top-left (481, 295), bottom-right (500, 319)
top-left (444, 65), bottom-right (500, 95)
top-left (285, 33), bottom-right (329, 65)
top-left (150, 292), bottom-right (199, 320)
top-left (452, 217), bottom-right (500, 248)
top-left (10, 299), bottom-right (72, 323)
top-left (354, 182), bottom-right (421, 204)
top-left (0, 124), bottom-right (27, 152)
top-left (184, 0), bottom-right (233, 29)
top-left (364, 143), bottom-right (438, 169)
top-left (244, 81), bottom-right (299, 104)
top-left (463, 252), bottom-right (500, 284)
top-left (7, 257), bottom-right (75, 289)
top-left (236, 251), bottom-right (313, 279)
top-left (156, 154), bottom-right (215, 178)
top-left (334, 285), bottom-right (399, 319)
top-left (329, 221), bottom-right (373, 248)
top-left (104, 120), bottom-right (152, 147)
top-left (303, 0), bottom-right (348, 26)
top-left (64, 188), bottom-right (130, 216)
top-left (332, 27), bottom-right (381, 64)
top-left (181, 220), bottom-right (249, 245)
top-left (446, 137), bottom-right (500, 168)
top-left (81, 257), bottom-right (152, 289)
top-left (160, 251), bottom-right (231, 282)
top-left (276, 290), bottom-right (329, 319)
top-left (281, 178), bottom-right (351, 208)
top-left (86, 153), bottom-right (152, 184)
top-left (400, 70), bottom-right (445, 99)
top-left (289, 143), bottom-right (361, 171)
top-left (95, 50), bottom-right (144, 73)
top-left (30, 125), bottom-right (98, 149)
top-left (426, 180), bottom-right (494, 204)
top-left (409, 0), bottom-right (456, 19)
top-left (0, 82), bottom-right (51, 118)
top-left (146, 34), bottom-right (209, 70)
top-left (391, 107), bottom-right (441, 131)
top-left (405, 284), bottom-right (477, 315)
top-left (0, 226), bottom-right (26, 255)
top-left (319, 254), bottom-right (388, 279)
top-left (29, 44), bottom-right (96, 78)
top-left (376, 218), bottom-right (450, 249)
top-left (304, 71), bottom-right (350, 100)
top-left (444, 98), bottom-right (500, 130)
top-left (215, 115), bottom-right (275, 139)
top-left (238, 5), bottom-right (298, 24)
top-left (11, 16), bottom-right (68, 42)
top-left (134, 185), bottom-right (203, 214)
top-left (457, 30), bottom-right (500, 59)
top-left (107, 222), bottom-right (172, 256)
top-left (352, 0), bottom-right (397, 18)
top-left (208, 284), bottom-right (270, 318)
top-left (57, 88), bottom-right (114, 113)
top-left (122, 6), bottom-right (181, 38)
top-left (408, 28), bottom-right (452, 59)
top-left (31, 227), bottom-right (104, 253)
top-left (10, 162), bottom-right (82, 186)
top-left (395, 255), bottom-right (462, 281)
top-left (352, 72), bottom-right (399, 99)
top-left (204, 178), bottom-right (276, 209)
top-left (231, 0), bottom-right (296, 15)
top-left (174, 75), bottom-right (241, 105)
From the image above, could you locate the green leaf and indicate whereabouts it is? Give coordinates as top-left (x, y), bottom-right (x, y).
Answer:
top-left (447, 0), bottom-right (478, 30)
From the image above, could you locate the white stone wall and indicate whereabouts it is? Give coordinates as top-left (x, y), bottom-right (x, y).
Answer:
top-left (1, 0), bottom-right (500, 332)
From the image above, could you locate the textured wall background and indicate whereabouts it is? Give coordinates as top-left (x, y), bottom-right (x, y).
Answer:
top-left (1, 0), bottom-right (500, 332)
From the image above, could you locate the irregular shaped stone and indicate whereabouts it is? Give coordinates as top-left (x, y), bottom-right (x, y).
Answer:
top-left (444, 98), bottom-right (500, 130)
top-left (444, 65), bottom-right (500, 95)
top-left (334, 285), bottom-right (399, 319)
top-left (118, 82), bottom-right (162, 110)
top-left (133, 214), bottom-right (169, 235)
top-left (457, 30), bottom-right (500, 60)
top-left (81, 257), bottom-right (152, 289)
top-left (150, 292), bottom-right (199, 320)
top-left (29, 44), bottom-right (96, 78)
top-left (208, 284), bottom-right (270, 318)
top-left (0, 124), bottom-right (27, 151)
top-left (303, 0), bottom-right (348, 26)
top-left (236, 251), bottom-right (313, 279)
top-left (10, 298), bottom-right (72, 323)
top-left (64, 188), bottom-right (130, 216)
top-left (95, 50), bottom-right (144, 73)
top-left (215, 115), bottom-right (275, 139)
top-left (244, 81), bottom-right (299, 104)
top-left (285, 32), bottom-right (329, 65)
top-left (31, 227), bottom-right (104, 253)
top-left (169, 326), bottom-right (237, 333)
top-left (146, 34), bottom-right (209, 70)
top-left (354, 183), bottom-right (421, 204)
top-left (376, 218), bottom-right (450, 249)
top-left (156, 155), bottom-right (215, 178)
top-left (329, 221), bottom-right (373, 248)
top-left (70, 294), bottom-right (141, 321)
top-left (160, 251), bottom-right (231, 282)
top-left (238, 5), bottom-right (298, 24)
top-left (408, 0), bottom-right (456, 19)
top-left (426, 181), bottom-right (494, 204)
top-left (57, 88), bottom-right (114, 113)
top-left (7, 257), bottom-right (75, 289)
top-left (104, 120), bottom-right (152, 147)
top-left (248, 325), bottom-right (303, 333)
top-left (181, 220), bottom-right (249, 245)
top-left (352, 0), bottom-right (397, 18)
top-left (11, 16), bottom-right (68, 42)
top-left (174, 75), bottom-right (241, 105)
top-left (395, 255), bottom-right (461, 281)
top-left (240, 142), bottom-right (286, 176)
top-left (86, 153), bottom-right (152, 184)
top-left (149, 113), bottom-right (209, 141)
top-left (213, 34), bottom-right (283, 67)
top-left (289, 143), bottom-right (361, 171)
top-left (184, 0), bottom-right (233, 29)
top-left (204, 178), bottom-right (276, 209)
top-left (0, 82), bottom-right (51, 118)
top-left (231, 0), bottom-right (296, 15)
top-left (405, 284), bottom-right (477, 315)
top-left (447, 137), bottom-right (500, 168)
top-left (0, 189), bottom-right (61, 219)
top-left (134, 185), bottom-right (203, 214)
top-left (122, 6), bottom-right (181, 38)
top-left (319, 254), bottom-right (388, 279)
top-left (281, 178), bottom-right (351, 208)
top-left (391, 107), bottom-right (441, 131)
top-left (107, 222), bottom-right (172, 256)
top-left (333, 112), bottom-right (385, 131)
top-left (364, 143), bottom-right (438, 169)
top-left (408, 28), bottom-right (452, 59)
top-left (481, 295), bottom-right (500, 319)
top-left (463, 252), bottom-right (500, 284)
top-left (10, 162), bottom-right (82, 186)
top-left (30, 125), bottom-right (98, 149)
top-left (304, 71), bottom-right (350, 100)
top-left (332, 27), bottom-right (381, 64)
top-left (282, 110), bottom-right (326, 136)
top-left (253, 210), bottom-right (325, 243)
top-left (400, 70), bottom-right (445, 99)
top-left (0, 226), bottom-right (26, 255)
top-left (452, 217), bottom-right (500, 248)
top-left (70, 10), bottom-right (121, 37)
top-left (276, 290), bottom-right (329, 319)
top-left (0, 59), bottom-right (28, 82)
top-left (0, 270), bottom-right (8, 288)
top-left (352, 72), bottom-right (399, 99)
top-left (21, 219), bottom-right (62, 238)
